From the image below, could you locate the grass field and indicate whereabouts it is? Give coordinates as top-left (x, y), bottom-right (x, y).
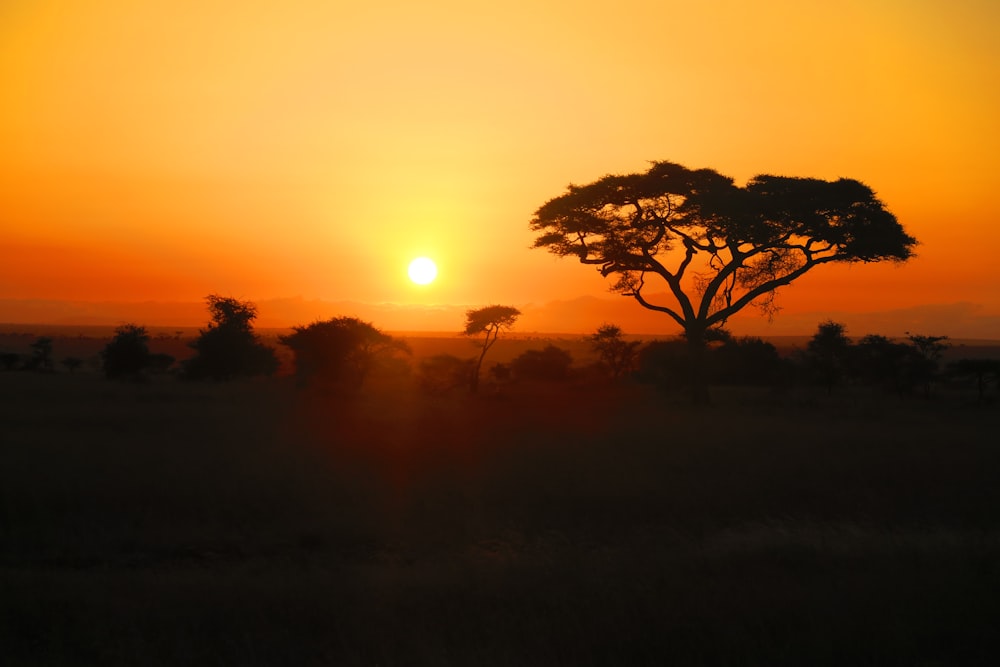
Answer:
top-left (2, 347), bottom-right (1000, 665)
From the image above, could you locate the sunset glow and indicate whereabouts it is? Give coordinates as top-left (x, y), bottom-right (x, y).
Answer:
top-left (1, 1), bottom-right (998, 336)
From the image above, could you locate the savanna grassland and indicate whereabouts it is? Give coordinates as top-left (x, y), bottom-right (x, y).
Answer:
top-left (2, 334), bottom-right (1000, 666)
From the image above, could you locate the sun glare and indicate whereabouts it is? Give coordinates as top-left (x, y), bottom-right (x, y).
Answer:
top-left (408, 257), bottom-right (438, 285)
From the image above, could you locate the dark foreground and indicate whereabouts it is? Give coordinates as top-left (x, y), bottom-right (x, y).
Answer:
top-left (1, 372), bottom-right (999, 666)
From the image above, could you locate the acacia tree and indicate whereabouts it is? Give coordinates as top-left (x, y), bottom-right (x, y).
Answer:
top-left (905, 332), bottom-right (950, 397)
top-left (589, 324), bottom-right (642, 379)
top-left (102, 323), bottom-right (151, 379)
top-left (183, 295), bottom-right (278, 380)
top-left (804, 320), bottom-right (853, 393)
top-left (464, 305), bottom-right (520, 393)
top-left (531, 160), bottom-right (916, 401)
top-left (28, 336), bottom-right (54, 372)
top-left (279, 316), bottom-right (409, 389)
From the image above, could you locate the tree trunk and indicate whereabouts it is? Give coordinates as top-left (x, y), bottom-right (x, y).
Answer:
top-left (470, 336), bottom-right (491, 394)
top-left (685, 326), bottom-right (711, 405)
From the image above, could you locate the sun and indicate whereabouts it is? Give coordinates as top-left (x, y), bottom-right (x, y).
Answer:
top-left (407, 257), bottom-right (438, 285)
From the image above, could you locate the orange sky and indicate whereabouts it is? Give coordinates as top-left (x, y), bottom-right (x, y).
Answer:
top-left (1, 1), bottom-right (998, 336)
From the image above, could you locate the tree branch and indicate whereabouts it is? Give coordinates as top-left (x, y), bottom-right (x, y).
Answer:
top-left (706, 254), bottom-right (845, 327)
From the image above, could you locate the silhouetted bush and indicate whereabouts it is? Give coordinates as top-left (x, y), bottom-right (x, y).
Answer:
top-left (510, 345), bottom-right (573, 382)
top-left (183, 295), bottom-right (278, 381)
top-left (0, 352), bottom-right (21, 371)
top-left (418, 354), bottom-right (474, 395)
top-left (489, 362), bottom-right (511, 383)
top-left (589, 324), bottom-right (642, 379)
top-left (636, 339), bottom-right (693, 393)
top-left (25, 336), bottom-right (54, 372)
top-left (101, 324), bottom-right (151, 379)
top-left (946, 358), bottom-right (999, 402)
top-left (905, 332), bottom-right (950, 397)
top-left (851, 334), bottom-right (921, 395)
top-left (803, 321), bottom-right (852, 392)
top-left (279, 316), bottom-right (409, 390)
top-left (710, 336), bottom-right (784, 386)
top-left (60, 357), bottom-right (83, 374)
top-left (148, 353), bottom-right (176, 374)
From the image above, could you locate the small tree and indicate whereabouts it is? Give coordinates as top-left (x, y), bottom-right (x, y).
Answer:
top-left (905, 332), bottom-right (950, 397)
top-left (1, 352), bottom-right (21, 371)
top-left (463, 305), bottom-right (520, 393)
top-left (183, 295), bottom-right (278, 381)
top-left (804, 321), bottom-right (852, 393)
top-left (148, 353), bottom-right (176, 374)
top-left (102, 324), bottom-right (151, 379)
top-left (589, 324), bottom-right (642, 379)
top-left (948, 358), bottom-right (1000, 402)
top-left (418, 354), bottom-right (475, 395)
top-left (853, 334), bottom-right (921, 395)
top-left (28, 336), bottom-right (54, 372)
top-left (279, 316), bottom-right (409, 390)
top-left (511, 345), bottom-right (573, 381)
top-left (636, 338), bottom-right (694, 394)
top-left (60, 357), bottom-right (84, 374)
top-left (711, 336), bottom-right (783, 386)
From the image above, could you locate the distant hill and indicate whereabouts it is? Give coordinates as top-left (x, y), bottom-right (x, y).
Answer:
top-left (1, 296), bottom-right (998, 340)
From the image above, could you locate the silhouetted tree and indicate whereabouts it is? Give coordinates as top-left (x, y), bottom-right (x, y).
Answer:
top-left (636, 339), bottom-right (693, 394)
top-left (711, 335), bottom-right (784, 386)
top-left (511, 345), bottom-right (573, 381)
top-left (148, 353), bottom-right (176, 374)
top-left (279, 316), bottom-right (409, 390)
top-left (804, 321), bottom-right (852, 393)
top-left (183, 295), bottom-right (278, 380)
top-left (418, 354), bottom-right (474, 395)
top-left (463, 305), bottom-right (520, 393)
top-left (0, 352), bottom-right (21, 371)
top-left (531, 160), bottom-right (916, 402)
top-left (852, 334), bottom-right (922, 395)
top-left (948, 358), bottom-right (1000, 402)
top-left (60, 356), bottom-right (83, 374)
top-left (905, 332), bottom-right (950, 397)
top-left (589, 324), bottom-right (642, 379)
top-left (102, 324), bottom-right (151, 379)
top-left (28, 336), bottom-right (54, 372)
top-left (489, 362), bottom-right (512, 383)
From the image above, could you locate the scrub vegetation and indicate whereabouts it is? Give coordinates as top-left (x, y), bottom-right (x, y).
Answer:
top-left (1, 324), bottom-right (999, 666)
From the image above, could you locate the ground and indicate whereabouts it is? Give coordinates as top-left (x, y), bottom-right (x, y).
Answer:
top-left (1, 333), bottom-right (999, 665)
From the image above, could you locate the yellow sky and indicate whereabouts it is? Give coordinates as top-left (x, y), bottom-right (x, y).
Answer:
top-left (1, 1), bottom-right (998, 334)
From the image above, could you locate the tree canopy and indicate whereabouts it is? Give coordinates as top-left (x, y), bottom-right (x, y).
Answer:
top-left (279, 316), bottom-right (409, 390)
top-left (102, 324), bottom-right (151, 379)
top-left (463, 305), bottom-right (520, 393)
top-left (589, 324), bottom-right (642, 379)
top-left (183, 295), bottom-right (278, 380)
top-left (531, 161), bottom-right (916, 341)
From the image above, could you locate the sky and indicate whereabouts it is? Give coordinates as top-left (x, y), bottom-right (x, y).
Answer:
top-left (1, 1), bottom-right (998, 336)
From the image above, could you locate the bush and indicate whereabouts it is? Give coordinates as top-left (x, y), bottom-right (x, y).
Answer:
top-left (510, 345), bottom-right (573, 381)
top-left (102, 324), bottom-right (151, 379)
top-left (589, 324), bottom-right (642, 379)
top-left (418, 354), bottom-right (474, 395)
top-left (183, 295), bottom-right (278, 381)
top-left (710, 336), bottom-right (784, 386)
top-left (279, 317), bottom-right (409, 390)
top-left (636, 339), bottom-right (692, 392)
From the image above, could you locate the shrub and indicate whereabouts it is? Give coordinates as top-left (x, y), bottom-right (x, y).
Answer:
top-left (418, 354), bottom-right (474, 395)
top-left (510, 345), bottom-right (573, 381)
top-left (183, 295), bottom-right (278, 381)
top-left (279, 317), bottom-right (409, 390)
top-left (102, 324), bottom-right (151, 379)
